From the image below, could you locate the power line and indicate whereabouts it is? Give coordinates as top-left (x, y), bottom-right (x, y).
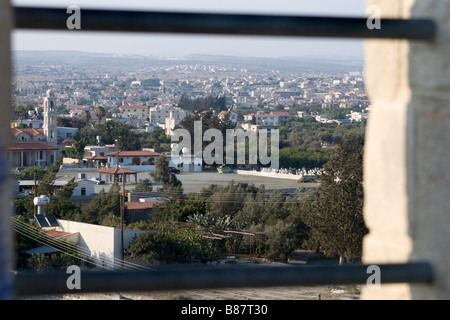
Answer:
top-left (12, 217), bottom-right (154, 272)
top-left (12, 220), bottom-right (151, 273)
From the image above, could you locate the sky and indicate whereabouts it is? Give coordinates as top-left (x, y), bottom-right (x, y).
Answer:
top-left (12, 0), bottom-right (366, 59)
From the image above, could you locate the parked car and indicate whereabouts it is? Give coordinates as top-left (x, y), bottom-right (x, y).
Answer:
top-left (169, 167), bottom-right (180, 174)
top-left (89, 177), bottom-right (105, 185)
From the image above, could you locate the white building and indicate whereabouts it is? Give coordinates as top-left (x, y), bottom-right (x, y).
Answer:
top-left (165, 109), bottom-right (189, 136)
top-left (57, 219), bottom-right (146, 270)
top-left (118, 104), bottom-right (149, 121)
top-left (149, 105), bottom-right (188, 125)
top-left (218, 110), bottom-right (238, 124)
top-left (7, 88), bottom-right (59, 168)
top-left (106, 150), bottom-right (161, 168)
top-left (243, 111), bottom-right (289, 126)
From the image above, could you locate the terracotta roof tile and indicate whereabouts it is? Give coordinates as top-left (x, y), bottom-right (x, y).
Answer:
top-left (8, 142), bottom-right (58, 151)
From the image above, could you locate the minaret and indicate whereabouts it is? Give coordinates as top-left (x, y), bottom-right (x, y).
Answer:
top-left (43, 87), bottom-right (57, 147)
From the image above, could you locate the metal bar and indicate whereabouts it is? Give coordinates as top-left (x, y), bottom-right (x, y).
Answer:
top-left (14, 262), bottom-right (433, 297)
top-left (13, 7), bottom-right (436, 40)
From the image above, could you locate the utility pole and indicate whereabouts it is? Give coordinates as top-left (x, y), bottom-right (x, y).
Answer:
top-left (115, 137), bottom-right (125, 267)
top-left (33, 172), bottom-right (37, 216)
top-left (121, 171), bottom-right (125, 267)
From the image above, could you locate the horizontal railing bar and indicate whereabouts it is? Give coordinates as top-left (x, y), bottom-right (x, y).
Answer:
top-left (13, 7), bottom-right (436, 40)
top-left (14, 262), bottom-right (433, 297)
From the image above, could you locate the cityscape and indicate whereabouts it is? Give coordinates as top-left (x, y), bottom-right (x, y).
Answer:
top-left (1, 0), bottom-right (447, 306)
top-left (10, 49), bottom-right (369, 300)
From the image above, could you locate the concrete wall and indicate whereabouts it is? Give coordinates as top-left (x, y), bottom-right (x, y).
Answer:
top-left (58, 220), bottom-right (145, 270)
top-left (236, 169), bottom-right (302, 181)
top-left (362, 0), bottom-right (450, 299)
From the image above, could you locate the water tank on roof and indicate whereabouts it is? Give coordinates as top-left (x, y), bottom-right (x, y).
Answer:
top-left (33, 195), bottom-right (50, 206)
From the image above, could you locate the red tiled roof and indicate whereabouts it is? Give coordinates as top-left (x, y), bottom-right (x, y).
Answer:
top-left (12, 127), bottom-right (45, 138)
top-left (7, 142), bottom-right (58, 151)
top-left (46, 230), bottom-right (72, 238)
top-left (98, 167), bottom-right (139, 174)
top-left (271, 111), bottom-right (290, 117)
top-left (124, 201), bottom-right (163, 210)
top-left (85, 155), bottom-right (107, 160)
top-left (119, 105), bottom-right (148, 110)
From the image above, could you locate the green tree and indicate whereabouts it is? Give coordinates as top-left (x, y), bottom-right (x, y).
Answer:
top-left (129, 228), bottom-right (218, 264)
top-left (13, 198), bottom-right (34, 219)
top-left (96, 121), bottom-right (141, 151)
top-left (14, 104), bottom-right (35, 120)
top-left (82, 109), bottom-right (91, 124)
top-left (264, 221), bottom-right (299, 261)
top-left (133, 178), bottom-right (153, 192)
top-left (95, 105), bottom-right (106, 125)
top-left (304, 133), bottom-right (367, 263)
top-left (14, 166), bottom-right (47, 181)
top-left (150, 155), bottom-right (183, 194)
top-left (81, 182), bottom-right (121, 225)
top-left (36, 158), bottom-right (62, 197)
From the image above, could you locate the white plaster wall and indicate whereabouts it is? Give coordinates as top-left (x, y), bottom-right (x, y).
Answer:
top-left (58, 220), bottom-right (145, 270)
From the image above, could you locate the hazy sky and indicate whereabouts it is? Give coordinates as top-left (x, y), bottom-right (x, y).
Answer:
top-left (12, 0), bottom-right (366, 58)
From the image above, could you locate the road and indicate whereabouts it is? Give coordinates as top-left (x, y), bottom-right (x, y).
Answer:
top-left (62, 170), bottom-right (319, 195)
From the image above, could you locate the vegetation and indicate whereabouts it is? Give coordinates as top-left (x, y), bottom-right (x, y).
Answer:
top-left (129, 226), bottom-right (218, 264)
top-left (176, 94), bottom-right (227, 112)
top-left (13, 89), bottom-right (368, 269)
top-left (303, 133), bottom-right (367, 263)
top-left (149, 155), bottom-right (183, 194)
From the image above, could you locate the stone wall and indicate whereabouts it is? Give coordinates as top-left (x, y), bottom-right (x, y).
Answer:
top-left (362, 0), bottom-right (450, 299)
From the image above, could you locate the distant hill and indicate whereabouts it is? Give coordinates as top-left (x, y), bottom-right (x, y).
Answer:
top-left (12, 50), bottom-right (363, 74)
top-left (184, 54), bottom-right (363, 73)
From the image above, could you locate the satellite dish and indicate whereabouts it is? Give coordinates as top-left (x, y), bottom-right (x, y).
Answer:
top-left (171, 143), bottom-right (179, 150)
top-left (182, 147), bottom-right (190, 155)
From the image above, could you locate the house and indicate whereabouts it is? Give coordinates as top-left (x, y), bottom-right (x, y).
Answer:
top-left (118, 104), bottom-right (149, 121)
top-left (149, 105), bottom-right (188, 125)
top-left (17, 177), bottom-right (97, 198)
top-left (84, 144), bottom-right (116, 158)
top-left (165, 109), bottom-right (190, 136)
top-left (71, 179), bottom-right (97, 197)
top-left (57, 127), bottom-right (78, 141)
top-left (54, 177), bottom-right (97, 197)
top-left (243, 111), bottom-right (289, 126)
top-left (124, 199), bottom-right (165, 223)
top-left (218, 110), bottom-right (238, 124)
top-left (106, 150), bottom-right (161, 168)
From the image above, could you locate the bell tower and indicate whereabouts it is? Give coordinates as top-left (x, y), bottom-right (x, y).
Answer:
top-left (43, 87), bottom-right (57, 147)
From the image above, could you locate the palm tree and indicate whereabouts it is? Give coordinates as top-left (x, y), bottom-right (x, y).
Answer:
top-left (82, 110), bottom-right (91, 125)
top-left (95, 106), bottom-right (106, 125)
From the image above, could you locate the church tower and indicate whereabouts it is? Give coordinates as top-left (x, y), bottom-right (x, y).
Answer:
top-left (43, 87), bottom-right (57, 147)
